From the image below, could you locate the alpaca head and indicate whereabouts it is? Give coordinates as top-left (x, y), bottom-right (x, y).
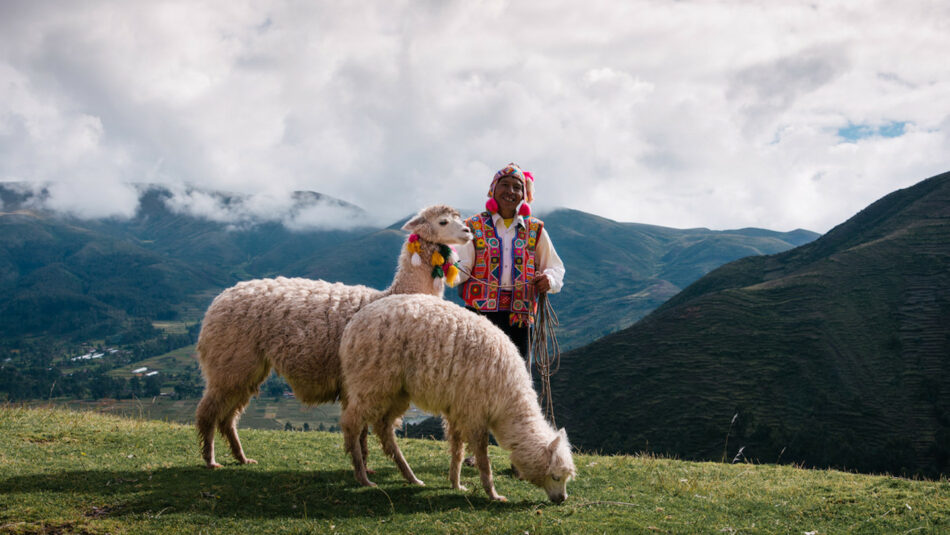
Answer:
top-left (510, 427), bottom-right (576, 504)
top-left (401, 205), bottom-right (473, 246)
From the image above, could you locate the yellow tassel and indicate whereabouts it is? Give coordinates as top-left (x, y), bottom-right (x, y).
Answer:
top-left (445, 264), bottom-right (459, 287)
top-left (431, 252), bottom-right (445, 266)
top-left (407, 241), bottom-right (421, 254)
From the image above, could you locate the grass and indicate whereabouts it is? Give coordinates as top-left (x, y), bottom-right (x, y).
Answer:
top-left (1, 406), bottom-right (947, 534)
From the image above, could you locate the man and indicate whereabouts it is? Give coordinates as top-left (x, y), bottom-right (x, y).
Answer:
top-left (456, 163), bottom-right (565, 359)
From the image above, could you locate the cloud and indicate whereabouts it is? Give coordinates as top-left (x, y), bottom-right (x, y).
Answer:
top-left (0, 0), bottom-right (948, 233)
top-left (159, 186), bottom-right (369, 230)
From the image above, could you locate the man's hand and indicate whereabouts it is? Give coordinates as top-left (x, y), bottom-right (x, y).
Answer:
top-left (531, 274), bottom-right (551, 294)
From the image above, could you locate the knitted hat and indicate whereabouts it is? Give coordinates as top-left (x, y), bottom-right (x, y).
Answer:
top-left (486, 163), bottom-right (535, 216)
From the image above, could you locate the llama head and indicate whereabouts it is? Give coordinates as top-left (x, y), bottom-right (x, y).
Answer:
top-left (401, 204), bottom-right (473, 246)
top-left (511, 427), bottom-right (576, 504)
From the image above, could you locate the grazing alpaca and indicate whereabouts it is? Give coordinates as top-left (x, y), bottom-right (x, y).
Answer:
top-left (339, 294), bottom-right (576, 503)
top-left (195, 205), bottom-right (472, 468)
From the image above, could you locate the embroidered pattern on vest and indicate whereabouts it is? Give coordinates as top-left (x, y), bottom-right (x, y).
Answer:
top-left (461, 212), bottom-right (543, 325)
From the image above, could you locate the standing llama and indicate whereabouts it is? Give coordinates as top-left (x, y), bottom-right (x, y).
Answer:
top-left (195, 205), bottom-right (472, 468)
top-left (339, 294), bottom-right (576, 503)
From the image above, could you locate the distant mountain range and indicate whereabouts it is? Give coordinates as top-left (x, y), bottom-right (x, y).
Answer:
top-left (0, 183), bottom-right (817, 350)
top-left (551, 171), bottom-right (950, 478)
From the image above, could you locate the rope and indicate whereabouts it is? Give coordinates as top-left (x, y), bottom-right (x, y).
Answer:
top-left (530, 292), bottom-right (561, 426)
top-left (453, 262), bottom-right (562, 425)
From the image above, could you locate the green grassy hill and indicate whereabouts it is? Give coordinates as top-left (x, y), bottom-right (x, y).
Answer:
top-left (552, 170), bottom-right (950, 478)
top-left (1, 406), bottom-right (946, 534)
top-left (0, 184), bottom-right (815, 353)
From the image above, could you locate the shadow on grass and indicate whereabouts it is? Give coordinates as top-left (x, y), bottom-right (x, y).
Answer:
top-left (0, 462), bottom-right (542, 520)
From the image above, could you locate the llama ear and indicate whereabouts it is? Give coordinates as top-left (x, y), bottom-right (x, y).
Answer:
top-left (547, 433), bottom-right (562, 454)
top-left (401, 215), bottom-right (426, 232)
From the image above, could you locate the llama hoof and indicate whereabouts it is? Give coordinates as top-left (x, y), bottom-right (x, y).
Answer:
top-left (240, 458), bottom-right (258, 465)
top-left (454, 484), bottom-right (468, 491)
top-left (490, 494), bottom-right (508, 502)
top-left (206, 462), bottom-right (223, 469)
top-left (411, 478), bottom-right (425, 486)
top-left (356, 476), bottom-right (377, 487)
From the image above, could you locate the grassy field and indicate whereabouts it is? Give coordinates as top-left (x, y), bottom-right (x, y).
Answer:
top-left (151, 321), bottom-right (195, 335)
top-left (106, 345), bottom-right (198, 378)
top-left (1, 406), bottom-right (947, 534)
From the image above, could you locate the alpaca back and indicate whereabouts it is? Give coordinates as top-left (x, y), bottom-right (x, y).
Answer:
top-left (198, 277), bottom-right (381, 403)
top-left (340, 294), bottom-right (540, 429)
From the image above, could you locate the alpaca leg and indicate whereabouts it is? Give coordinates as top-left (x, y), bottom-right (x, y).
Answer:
top-left (374, 401), bottom-right (423, 486)
top-left (219, 405), bottom-right (256, 465)
top-left (342, 407), bottom-right (375, 487)
top-left (360, 425), bottom-right (375, 475)
top-left (445, 421), bottom-right (467, 491)
top-left (471, 429), bottom-right (505, 502)
top-left (342, 396), bottom-right (373, 475)
top-left (196, 392), bottom-right (222, 468)
top-left (216, 364), bottom-right (269, 465)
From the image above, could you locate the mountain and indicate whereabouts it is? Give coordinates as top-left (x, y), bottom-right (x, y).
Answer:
top-left (0, 183), bottom-right (816, 350)
top-left (540, 210), bottom-right (818, 347)
top-left (0, 185), bottom-right (373, 343)
top-left (551, 171), bottom-right (950, 477)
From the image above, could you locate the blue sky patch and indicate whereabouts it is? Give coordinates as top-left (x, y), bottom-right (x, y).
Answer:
top-left (838, 121), bottom-right (908, 141)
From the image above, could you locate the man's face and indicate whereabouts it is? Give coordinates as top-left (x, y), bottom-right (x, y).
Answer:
top-left (493, 175), bottom-right (525, 216)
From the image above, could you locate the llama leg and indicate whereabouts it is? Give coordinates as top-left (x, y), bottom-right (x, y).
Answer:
top-left (219, 405), bottom-right (256, 465)
top-left (199, 355), bottom-right (269, 467)
top-left (374, 402), bottom-right (424, 486)
top-left (196, 391), bottom-right (222, 468)
top-left (360, 425), bottom-right (376, 474)
top-left (342, 407), bottom-right (375, 487)
top-left (445, 421), bottom-right (467, 491)
top-left (342, 396), bottom-right (373, 474)
top-left (471, 429), bottom-right (505, 501)
top-left (216, 364), bottom-right (270, 465)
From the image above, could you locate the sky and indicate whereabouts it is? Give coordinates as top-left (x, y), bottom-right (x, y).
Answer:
top-left (1, 0), bottom-right (948, 233)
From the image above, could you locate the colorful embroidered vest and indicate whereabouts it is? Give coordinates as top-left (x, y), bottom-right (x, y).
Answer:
top-left (460, 212), bottom-right (544, 326)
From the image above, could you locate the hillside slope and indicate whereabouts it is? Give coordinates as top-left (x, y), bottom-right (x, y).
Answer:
top-left (1, 406), bottom-right (946, 534)
top-left (552, 171), bottom-right (950, 477)
top-left (0, 184), bottom-right (816, 350)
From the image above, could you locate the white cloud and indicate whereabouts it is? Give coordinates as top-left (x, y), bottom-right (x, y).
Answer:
top-left (160, 185), bottom-right (368, 230)
top-left (0, 0), bottom-right (948, 232)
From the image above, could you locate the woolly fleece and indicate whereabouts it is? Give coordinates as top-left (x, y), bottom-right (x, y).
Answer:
top-left (195, 205), bottom-right (472, 468)
top-left (339, 294), bottom-right (576, 503)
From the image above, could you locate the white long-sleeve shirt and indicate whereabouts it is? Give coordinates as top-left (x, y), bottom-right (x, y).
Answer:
top-left (456, 213), bottom-right (565, 293)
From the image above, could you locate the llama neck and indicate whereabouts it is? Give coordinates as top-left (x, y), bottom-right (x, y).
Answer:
top-left (385, 238), bottom-right (445, 298)
top-left (491, 394), bottom-right (555, 454)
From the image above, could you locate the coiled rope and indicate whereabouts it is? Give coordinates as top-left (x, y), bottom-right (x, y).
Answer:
top-left (451, 263), bottom-right (562, 425)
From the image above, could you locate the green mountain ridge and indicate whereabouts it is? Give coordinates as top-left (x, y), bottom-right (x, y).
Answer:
top-left (552, 170), bottom-right (950, 478)
top-left (0, 184), bottom-right (816, 351)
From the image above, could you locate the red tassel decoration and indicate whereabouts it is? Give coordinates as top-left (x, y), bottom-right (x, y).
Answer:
top-left (485, 198), bottom-right (499, 213)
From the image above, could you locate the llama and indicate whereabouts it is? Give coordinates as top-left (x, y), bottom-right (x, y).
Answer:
top-left (195, 205), bottom-right (472, 469)
top-left (339, 294), bottom-right (576, 503)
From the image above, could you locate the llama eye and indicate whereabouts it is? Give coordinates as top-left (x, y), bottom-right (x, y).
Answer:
top-left (439, 220), bottom-right (448, 226)
top-left (551, 475), bottom-right (561, 482)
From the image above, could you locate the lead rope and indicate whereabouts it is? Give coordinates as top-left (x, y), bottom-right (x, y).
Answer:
top-left (529, 292), bottom-right (560, 426)
top-left (452, 262), bottom-right (561, 426)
